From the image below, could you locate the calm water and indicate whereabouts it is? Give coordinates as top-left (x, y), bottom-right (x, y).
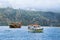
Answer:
top-left (0, 26), bottom-right (60, 40)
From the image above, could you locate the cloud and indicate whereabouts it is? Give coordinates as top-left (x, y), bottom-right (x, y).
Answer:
top-left (7, 0), bottom-right (60, 11)
top-left (0, 0), bottom-right (11, 8)
top-left (0, 0), bottom-right (60, 12)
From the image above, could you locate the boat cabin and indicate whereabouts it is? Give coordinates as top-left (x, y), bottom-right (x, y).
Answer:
top-left (28, 24), bottom-right (40, 29)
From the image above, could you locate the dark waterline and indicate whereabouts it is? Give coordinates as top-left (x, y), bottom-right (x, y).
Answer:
top-left (0, 26), bottom-right (60, 40)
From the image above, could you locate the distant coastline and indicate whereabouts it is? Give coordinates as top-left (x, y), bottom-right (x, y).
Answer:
top-left (0, 7), bottom-right (60, 27)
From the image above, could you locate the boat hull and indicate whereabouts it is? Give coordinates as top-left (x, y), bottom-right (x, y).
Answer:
top-left (28, 28), bottom-right (43, 33)
top-left (9, 25), bottom-right (21, 28)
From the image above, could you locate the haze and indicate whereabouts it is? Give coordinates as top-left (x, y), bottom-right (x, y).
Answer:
top-left (0, 0), bottom-right (60, 12)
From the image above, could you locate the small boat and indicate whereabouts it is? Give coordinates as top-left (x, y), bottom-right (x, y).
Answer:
top-left (9, 22), bottom-right (22, 28)
top-left (28, 24), bottom-right (43, 33)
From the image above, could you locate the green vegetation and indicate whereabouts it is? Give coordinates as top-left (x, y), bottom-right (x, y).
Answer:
top-left (0, 7), bottom-right (60, 26)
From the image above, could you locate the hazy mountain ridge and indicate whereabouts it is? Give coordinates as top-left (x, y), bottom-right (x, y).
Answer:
top-left (0, 7), bottom-right (60, 26)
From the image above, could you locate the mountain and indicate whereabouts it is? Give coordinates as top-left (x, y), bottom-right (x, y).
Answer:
top-left (0, 7), bottom-right (60, 26)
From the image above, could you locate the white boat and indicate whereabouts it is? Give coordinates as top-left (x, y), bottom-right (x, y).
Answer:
top-left (28, 24), bottom-right (43, 33)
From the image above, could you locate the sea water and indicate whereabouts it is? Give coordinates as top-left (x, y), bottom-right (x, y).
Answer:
top-left (0, 26), bottom-right (60, 40)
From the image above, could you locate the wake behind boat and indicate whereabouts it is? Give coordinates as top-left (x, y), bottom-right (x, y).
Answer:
top-left (28, 24), bottom-right (43, 33)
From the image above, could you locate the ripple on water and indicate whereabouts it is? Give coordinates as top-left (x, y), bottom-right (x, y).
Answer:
top-left (0, 26), bottom-right (60, 40)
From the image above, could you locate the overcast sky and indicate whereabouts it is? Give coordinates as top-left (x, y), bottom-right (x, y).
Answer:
top-left (0, 0), bottom-right (60, 12)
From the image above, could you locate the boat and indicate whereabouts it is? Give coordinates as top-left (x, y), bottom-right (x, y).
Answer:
top-left (9, 22), bottom-right (22, 28)
top-left (28, 24), bottom-right (43, 33)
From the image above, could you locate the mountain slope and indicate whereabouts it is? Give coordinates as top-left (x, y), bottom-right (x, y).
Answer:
top-left (0, 8), bottom-right (60, 26)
